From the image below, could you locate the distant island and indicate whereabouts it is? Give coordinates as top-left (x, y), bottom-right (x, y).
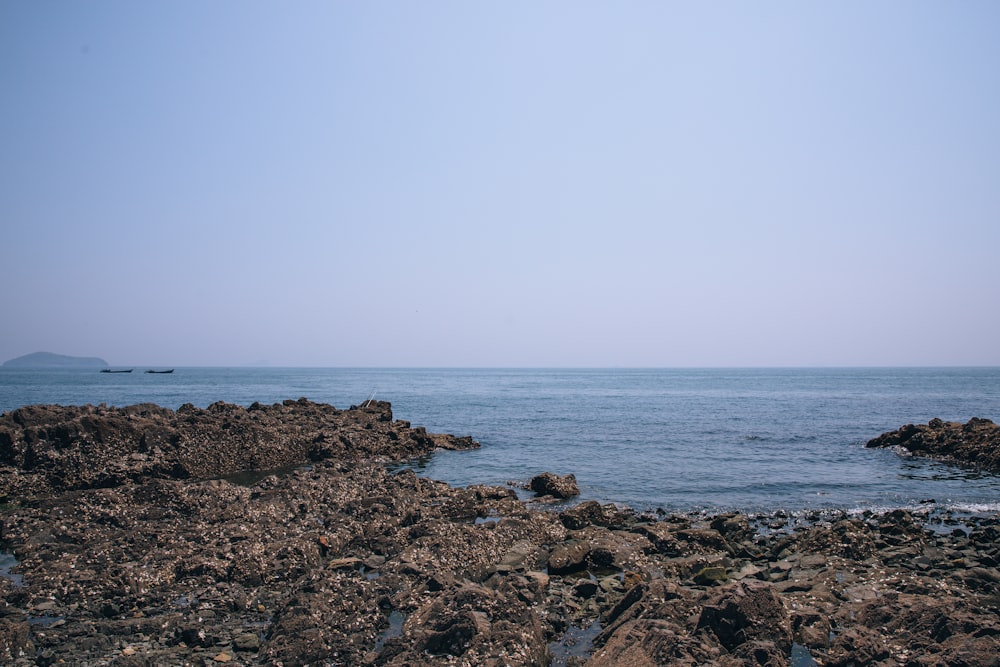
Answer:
top-left (2, 351), bottom-right (109, 368)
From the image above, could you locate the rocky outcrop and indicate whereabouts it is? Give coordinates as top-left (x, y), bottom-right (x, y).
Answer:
top-left (0, 399), bottom-right (478, 500)
top-left (866, 417), bottom-right (1000, 472)
top-left (530, 471), bottom-right (580, 499)
top-left (697, 579), bottom-right (792, 654)
top-left (0, 404), bottom-right (999, 666)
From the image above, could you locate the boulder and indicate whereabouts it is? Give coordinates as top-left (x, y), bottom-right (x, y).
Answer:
top-left (696, 580), bottom-right (792, 653)
top-left (559, 500), bottom-right (631, 530)
top-left (529, 472), bottom-right (579, 499)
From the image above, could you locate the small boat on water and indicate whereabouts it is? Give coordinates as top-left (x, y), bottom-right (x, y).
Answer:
top-left (100, 369), bottom-right (133, 373)
top-left (145, 369), bottom-right (174, 374)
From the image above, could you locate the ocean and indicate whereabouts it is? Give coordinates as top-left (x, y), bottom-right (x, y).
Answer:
top-left (1, 367), bottom-right (999, 515)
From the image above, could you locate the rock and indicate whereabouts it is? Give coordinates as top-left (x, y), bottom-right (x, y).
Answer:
top-left (493, 540), bottom-right (548, 574)
top-left (866, 417), bottom-right (1000, 472)
top-left (559, 500), bottom-right (605, 529)
top-left (792, 608), bottom-right (832, 649)
top-left (677, 527), bottom-right (734, 555)
top-left (633, 522), bottom-right (734, 559)
top-left (559, 500), bottom-right (630, 530)
top-left (529, 472), bottom-right (579, 499)
top-left (525, 570), bottom-right (550, 589)
top-left (573, 580), bottom-right (599, 598)
top-left (826, 627), bottom-right (890, 665)
top-left (733, 640), bottom-right (788, 666)
top-left (548, 540), bottom-right (591, 574)
top-left (588, 619), bottom-right (694, 666)
top-left (710, 513), bottom-right (753, 542)
top-left (430, 433), bottom-right (480, 451)
top-left (327, 557), bottom-right (363, 571)
top-left (697, 580), bottom-right (792, 653)
top-left (0, 618), bottom-right (29, 664)
top-left (402, 583), bottom-right (548, 664)
top-left (693, 565), bottom-right (729, 586)
top-left (233, 633), bottom-right (260, 651)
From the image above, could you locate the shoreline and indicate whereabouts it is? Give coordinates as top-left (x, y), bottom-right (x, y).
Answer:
top-left (2, 401), bottom-right (999, 665)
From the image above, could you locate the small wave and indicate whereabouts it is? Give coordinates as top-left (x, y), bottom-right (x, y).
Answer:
top-left (948, 501), bottom-right (1000, 514)
top-left (846, 504), bottom-right (930, 517)
top-left (845, 500), bottom-right (1000, 517)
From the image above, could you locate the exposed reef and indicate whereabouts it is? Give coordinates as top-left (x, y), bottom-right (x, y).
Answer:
top-left (866, 417), bottom-right (1000, 472)
top-left (0, 399), bottom-right (475, 500)
top-left (1, 402), bottom-right (998, 666)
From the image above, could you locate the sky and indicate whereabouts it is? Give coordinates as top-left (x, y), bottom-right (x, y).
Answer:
top-left (2, 2), bottom-right (999, 367)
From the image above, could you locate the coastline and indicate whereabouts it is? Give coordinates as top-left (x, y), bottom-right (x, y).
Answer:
top-left (1, 401), bottom-right (999, 665)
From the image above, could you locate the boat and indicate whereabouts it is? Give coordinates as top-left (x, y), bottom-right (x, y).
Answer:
top-left (145, 369), bottom-right (175, 374)
top-left (100, 369), bottom-right (133, 373)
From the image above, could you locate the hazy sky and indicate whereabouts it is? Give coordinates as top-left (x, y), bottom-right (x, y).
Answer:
top-left (2, 2), bottom-right (998, 367)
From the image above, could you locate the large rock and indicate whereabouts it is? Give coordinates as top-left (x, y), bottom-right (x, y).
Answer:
top-left (529, 471), bottom-right (579, 499)
top-left (559, 499), bottom-right (633, 530)
top-left (697, 580), bottom-right (792, 653)
top-left (866, 417), bottom-right (1000, 472)
top-left (0, 399), bottom-right (479, 498)
top-left (387, 583), bottom-right (549, 665)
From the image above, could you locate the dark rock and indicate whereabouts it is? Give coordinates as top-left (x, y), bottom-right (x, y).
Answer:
top-left (560, 500), bottom-right (606, 529)
top-left (792, 608), bottom-right (831, 649)
top-left (548, 540), bottom-right (591, 575)
top-left (492, 541), bottom-right (548, 574)
top-left (710, 512), bottom-right (754, 543)
top-left (867, 417), bottom-right (1000, 472)
top-left (588, 619), bottom-right (695, 666)
top-left (826, 627), bottom-right (890, 666)
top-left (733, 640), bottom-right (788, 666)
top-left (529, 472), bottom-right (579, 499)
top-left (573, 580), bottom-right (599, 598)
top-left (0, 617), bottom-right (29, 664)
top-left (697, 580), bottom-right (792, 653)
top-left (693, 565), bottom-right (729, 586)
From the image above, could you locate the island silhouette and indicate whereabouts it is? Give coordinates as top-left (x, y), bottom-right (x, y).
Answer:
top-left (2, 351), bottom-right (109, 368)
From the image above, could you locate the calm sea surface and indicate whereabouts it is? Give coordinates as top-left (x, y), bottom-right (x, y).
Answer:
top-left (2, 367), bottom-right (999, 515)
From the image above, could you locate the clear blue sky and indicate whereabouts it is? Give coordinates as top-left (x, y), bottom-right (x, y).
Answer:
top-left (2, 2), bottom-right (998, 367)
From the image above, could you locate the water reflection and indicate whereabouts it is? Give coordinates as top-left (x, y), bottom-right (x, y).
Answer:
top-left (0, 551), bottom-right (23, 587)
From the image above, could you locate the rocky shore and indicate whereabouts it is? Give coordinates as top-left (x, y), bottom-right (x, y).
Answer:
top-left (1, 403), bottom-right (999, 666)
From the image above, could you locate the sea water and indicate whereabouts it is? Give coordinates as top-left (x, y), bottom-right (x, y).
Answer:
top-left (1, 367), bottom-right (999, 514)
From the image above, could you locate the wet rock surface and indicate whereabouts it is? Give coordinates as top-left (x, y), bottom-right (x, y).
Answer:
top-left (0, 402), bottom-right (998, 665)
top-left (867, 417), bottom-right (1000, 472)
